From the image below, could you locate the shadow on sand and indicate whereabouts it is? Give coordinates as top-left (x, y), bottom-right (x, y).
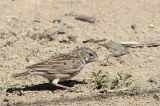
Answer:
top-left (6, 80), bottom-right (86, 93)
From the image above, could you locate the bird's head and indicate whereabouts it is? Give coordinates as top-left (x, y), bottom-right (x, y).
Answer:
top-left (73, 47), bottom-right (98, 63)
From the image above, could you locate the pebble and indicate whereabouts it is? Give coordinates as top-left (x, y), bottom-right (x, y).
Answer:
top-left (131, 24), bottom-right (137, 34)
top-left (53, 17), bottom-right (62, 23)
top-left (100, 40), bottom-right (129, 57)
top-left (57, 24), bottom-right (68, 34)
top-left (3, 98), bottom-right (9, 102)
top-left (148, 24), bottom-right (154, 28)
top-left (75, 15), bottom-right (96, 23)
top-left (148, 78), bottom-right (157, 84)
top-left (131, 24), bottom-right (137, 30)
top-left (153, 93), bottom-right (160, 101)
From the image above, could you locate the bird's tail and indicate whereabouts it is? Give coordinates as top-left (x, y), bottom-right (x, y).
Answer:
top-left (12, 71), bottom-right (30, 78)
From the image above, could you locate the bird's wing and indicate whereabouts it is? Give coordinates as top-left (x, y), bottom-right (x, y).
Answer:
top-left (25, 54), bottom-right (82, 74)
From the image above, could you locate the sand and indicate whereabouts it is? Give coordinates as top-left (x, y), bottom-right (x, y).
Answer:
top-left (0, 0), bottom-right (160, 105)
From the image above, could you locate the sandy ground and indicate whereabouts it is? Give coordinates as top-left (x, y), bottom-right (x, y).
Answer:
top-left (0, 0), bottom-right (160, 105)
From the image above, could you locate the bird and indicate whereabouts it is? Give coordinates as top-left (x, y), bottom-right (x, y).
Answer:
top-left (12, 47), bottom-right (98, 91)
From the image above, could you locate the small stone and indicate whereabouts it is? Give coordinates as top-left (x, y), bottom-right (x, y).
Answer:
top-left (148, 24), bottom-right (154, 28)
top-left (6, 93), bottom-right (9, 96)
top-left (153, 94), bottom-right (159, 101)
top-left (33, 18), bottom-right (40, 23)
top-left (39, 29), bottom-right (56, 41)
top-left (59, 39), bottom-right (70, 44)
top-left (3, 98), bottom-right (9, 102)
top-left (148, 78), bottom-right (157, 84)
top-left (53, 17), bottom-right (62, 23)
top-left (131, 24), bottom-right (136, 30)
top-left (131, 24), bottom-right (137, 34)
top-left (75, 15), bottom-right (96, 23)
top-left (100, 41), bottom-right (129, 57)
top-left (57, 24), bottom-right (68, 34)
top-left (67, 36), bottom-right (77, 43)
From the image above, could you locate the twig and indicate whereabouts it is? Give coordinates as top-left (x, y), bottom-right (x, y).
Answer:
top-left (120, 40), bottom-right (160, 48)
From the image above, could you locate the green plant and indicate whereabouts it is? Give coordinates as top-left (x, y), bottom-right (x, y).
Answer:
top-left (92, 70), bottom-right (108, 89)
top-left (110, 77), bottom-right (119, 89)
top-left (110, 73), bottom-right (132, 89)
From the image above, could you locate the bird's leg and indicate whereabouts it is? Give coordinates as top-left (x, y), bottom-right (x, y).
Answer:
top-left (50, 79), bottom-right (77, 91)
top-left (49, 80), bottom-right (53, 84)
top-left (48, 80), bottom-right (55, 93)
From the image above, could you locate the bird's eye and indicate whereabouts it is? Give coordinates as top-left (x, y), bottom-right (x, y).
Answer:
top-left (89, 53), bottom-right (93, 57)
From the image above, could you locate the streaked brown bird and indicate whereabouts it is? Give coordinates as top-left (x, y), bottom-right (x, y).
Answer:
top-left (12, 47), bottom-right (98, 91)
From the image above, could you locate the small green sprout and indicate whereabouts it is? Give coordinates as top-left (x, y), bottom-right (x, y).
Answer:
top-left (92, 70), bottom-right (108, 89)
top-left (110, 77), bottom-right (119, 89)
top-left (110, 73), bottom-right (132, 89)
